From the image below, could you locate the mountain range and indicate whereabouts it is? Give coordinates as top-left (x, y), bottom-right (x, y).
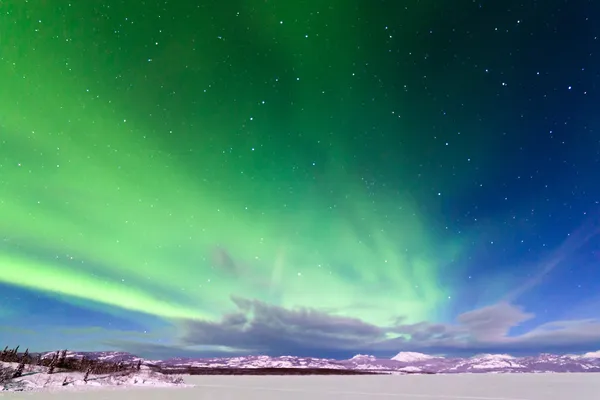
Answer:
top-left (42, 350), bottom-right (600, 374)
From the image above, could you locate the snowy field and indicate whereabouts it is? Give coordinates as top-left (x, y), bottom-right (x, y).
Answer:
top-left (2, 373), bottom-right (599, 399)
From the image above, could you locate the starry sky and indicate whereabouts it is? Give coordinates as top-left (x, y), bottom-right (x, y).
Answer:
top-left (1, 0), bottom-right (599, 359)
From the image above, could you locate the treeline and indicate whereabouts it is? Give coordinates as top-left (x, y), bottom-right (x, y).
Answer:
top-left (156, 365), bottom-right (435, 376)
top-left (0, 345), bottom-right (143, 383)
top-left (160, 366), bottom-right (380, 375)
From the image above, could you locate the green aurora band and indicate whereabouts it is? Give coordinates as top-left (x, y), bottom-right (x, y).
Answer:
top-left (0, 2), bottom-right (459, 330)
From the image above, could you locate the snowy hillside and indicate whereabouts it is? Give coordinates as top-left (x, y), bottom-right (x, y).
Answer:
top-left (0, 361), bottom-right (188, 392)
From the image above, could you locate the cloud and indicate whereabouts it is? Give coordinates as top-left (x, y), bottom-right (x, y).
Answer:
top-left (174, 298), bottom-right (600, 357)
top-left (518, 319), bottom-right (600, 348)
top-left (455, 302), bottom-right (534, 342)
top-left (383, 303), bottom-right (600, 355)
top-left (380, 302), bottom-right (533, 353)
top-left (178, 296), bottom-right (385, 356)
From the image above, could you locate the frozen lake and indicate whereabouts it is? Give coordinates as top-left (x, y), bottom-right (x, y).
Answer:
top-left (2, 373), bottom-right (598, 399)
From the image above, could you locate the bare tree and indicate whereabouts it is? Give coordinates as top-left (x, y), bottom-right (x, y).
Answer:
top-left (11, 361), bottom-right (25, 378)
top-left (48, 355), bottom-right (57, 375)
top-left (0, 346), bottom-right (18, 363)
top-left (0, 346), bottom-right (8, 362)
top-left (58, 349), bottom-right (67, 367)
top-left (20, 348), bottom-right (30, 367)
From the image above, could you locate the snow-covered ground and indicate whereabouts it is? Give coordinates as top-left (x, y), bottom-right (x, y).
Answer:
top-left (0, 361), bottom-right (189, 392)
top-left (1, 373), bottom-right (600, 399)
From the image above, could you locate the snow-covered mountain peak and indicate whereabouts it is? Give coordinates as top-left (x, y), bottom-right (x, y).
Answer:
top-left (351, 354), bottom-right (377, 361)
top-left (453, 353), bottom-right (524, 371)
top-left (471, 353), bottom-right (515, 361)
top-left (391, 352), bottom-right (438, 362)
top-left (582, 350), bottom-right (600, 358)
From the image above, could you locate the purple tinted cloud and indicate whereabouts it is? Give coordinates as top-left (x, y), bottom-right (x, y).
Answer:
top-left (179, 297), bottom-right (384, 355)
top-left (178, 298), bottom-right (600, 356)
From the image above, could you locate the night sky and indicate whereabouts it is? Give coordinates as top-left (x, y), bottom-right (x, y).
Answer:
top-left (1, 0), bottom-right (599, 359)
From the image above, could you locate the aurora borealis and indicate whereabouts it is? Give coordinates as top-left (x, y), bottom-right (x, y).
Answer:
top-left (1, 1), bottom-right (600, 358)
